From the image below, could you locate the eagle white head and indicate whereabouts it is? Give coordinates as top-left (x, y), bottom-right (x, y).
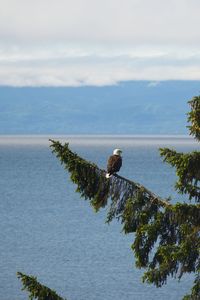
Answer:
top-left (113, 148), bottom-right (122, 156)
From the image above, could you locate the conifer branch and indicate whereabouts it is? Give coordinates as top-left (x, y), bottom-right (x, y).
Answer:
top-left (49, 139), bottom-right (170, 218)
top-left (17, 272), bottom-right (66, 300)
top-left (188, 96), bottom-right (200, 141)
top-left (160, 148), bottom-right (200, 202)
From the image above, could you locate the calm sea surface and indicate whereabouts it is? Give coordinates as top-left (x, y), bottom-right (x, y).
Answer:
top-left (0, 136), bottom-right (199, 300)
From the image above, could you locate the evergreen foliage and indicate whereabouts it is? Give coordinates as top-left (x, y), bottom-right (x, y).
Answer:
top-left (187, 96), bottom-right (200, 141)
top-left (49, 97), bottom-right (200, 299)
top-left (159, 148), bottom-right (200, 201)
top-left (17, 272), bottom-right (66, 300)
top-left (160, 97), bottom-right (200, 203)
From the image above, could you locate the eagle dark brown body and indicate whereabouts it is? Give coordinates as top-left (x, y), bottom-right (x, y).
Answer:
top-left (106, 151), bottom-right (122, 178)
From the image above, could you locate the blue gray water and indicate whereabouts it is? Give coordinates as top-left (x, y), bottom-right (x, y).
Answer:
top-left (0, 136), bottom-right (199, 300)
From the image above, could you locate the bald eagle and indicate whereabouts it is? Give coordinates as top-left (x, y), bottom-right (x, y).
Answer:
top-left (106, 149), bottom-right (122, 178)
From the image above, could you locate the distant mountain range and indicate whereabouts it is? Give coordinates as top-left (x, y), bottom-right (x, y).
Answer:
top-left (0, 81), bottom-right (200, 135)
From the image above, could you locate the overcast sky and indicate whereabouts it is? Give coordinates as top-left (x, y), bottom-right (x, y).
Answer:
top-left (0, 0), bottom-right (200, 86)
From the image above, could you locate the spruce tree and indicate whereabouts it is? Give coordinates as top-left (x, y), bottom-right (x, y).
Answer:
top-left (49, 97), bottom-right (199, 300)
top-left (18, 97), bottom-right (200, 299)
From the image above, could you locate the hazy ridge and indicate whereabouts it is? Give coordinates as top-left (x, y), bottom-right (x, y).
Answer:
top-left (0, 80), bottom-right (200, 134)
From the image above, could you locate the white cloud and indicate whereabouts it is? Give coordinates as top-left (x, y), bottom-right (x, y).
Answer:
top-left (0, 0), bottom-right (200, 85)
top-left (1, 46), bottom-right (200, 86)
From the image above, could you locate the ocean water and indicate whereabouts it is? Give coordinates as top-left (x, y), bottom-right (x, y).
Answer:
top-left (0, 135), bottom-right (199, 300)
